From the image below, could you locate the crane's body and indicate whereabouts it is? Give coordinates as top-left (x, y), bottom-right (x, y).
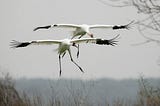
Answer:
top-left (72, 24), bottom-right (90, 38)
top-left (57, 39), bottom-right (71, 55)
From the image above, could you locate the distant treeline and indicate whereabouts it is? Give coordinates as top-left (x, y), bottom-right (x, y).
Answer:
top-left (0, 73), bottom-right (160, 106)
top-left (15, 77), bottom-right (160, 106)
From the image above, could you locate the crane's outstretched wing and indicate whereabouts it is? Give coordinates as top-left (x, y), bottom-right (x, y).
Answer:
top-left (71, 35), bottom-right (120, 46)
top-left (71, 38), bottom-right (97, 44)
top-left (10, 40), bottom-right (62, 48)
top-left (89, 21), bottom-right (134, 30)
top-left (33, 24), bottom-right (81, 31)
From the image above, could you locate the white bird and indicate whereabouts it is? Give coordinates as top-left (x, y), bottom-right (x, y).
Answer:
top-left (10, 35), bottom-right (119, 76)
top-left (33, 21), bottom-right (133, 38)
top-left (33, 21), bottom-right (133, 58)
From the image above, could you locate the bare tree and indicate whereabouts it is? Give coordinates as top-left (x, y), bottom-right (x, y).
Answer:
top-left (98, 0), bottom-right (160, 45)
top-left (0, 72), bottom-right (25, 106)
top-left (136, 76), bottom-right (160, 106)
top-left (98, 0), bottom-right (160, 66)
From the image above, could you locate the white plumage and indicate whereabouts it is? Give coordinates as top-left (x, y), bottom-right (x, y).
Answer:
top-left (10, 36), bottom-right (119, 76)
top-left (33, 21), bottom-right (133, 38)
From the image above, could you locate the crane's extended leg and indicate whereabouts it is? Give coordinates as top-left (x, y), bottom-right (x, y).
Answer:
top-left (58, 55), bottom-right (62, 76)
top-left (76, 44), bottom-right (80, 58)
top-left (62, 52), bottom-right (66, 58)
top-left (76, 35), bottom-right (84, 58)
top-left (71, 35), bottom-right (79, 58)
top-left (72, 43), bottom-right (79, 58)
top-left (68, 49), bottom-right (84, 73)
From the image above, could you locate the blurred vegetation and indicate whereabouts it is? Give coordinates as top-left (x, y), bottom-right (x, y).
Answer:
top-left (0, 73), bottom-right (24, 106)
top-left (136, 76), bottom-right (160, 106)
top-left (0, 72), bottom-right (160, 106)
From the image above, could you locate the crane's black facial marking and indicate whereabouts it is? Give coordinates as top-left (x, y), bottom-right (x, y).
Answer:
top-left (33, 25), bottom-right (51, 31)
top-left (72, 43), bottom-right (78, 48)
top-left (90, 34), bottom-right (94, 38)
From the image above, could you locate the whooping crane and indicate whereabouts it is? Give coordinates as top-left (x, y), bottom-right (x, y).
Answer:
top-left (33, 21), bottom-right (133, 38)
top-left (10, 35), bottom-right (119, 76)
top-left (33, 21), bottom-right (133, 58)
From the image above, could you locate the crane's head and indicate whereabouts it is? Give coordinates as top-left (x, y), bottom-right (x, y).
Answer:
top-left (72, 42), bottom-right (78, 48)
top-left (85, 29), bottom-right (93, 38)
top-left (89, 33), bottom-right (94, 38)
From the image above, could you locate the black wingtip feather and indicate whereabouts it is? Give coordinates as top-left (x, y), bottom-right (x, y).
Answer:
top-left (96, 35), bottom-right (120, 46)
top-left (33, 25), bottom-right (51, 31)
top-left (113, 20), bottom-right (134, 30)
top-left (10, 40), bottom-right (31, 48)
top-left (53, 24), bottom-right (58, 27)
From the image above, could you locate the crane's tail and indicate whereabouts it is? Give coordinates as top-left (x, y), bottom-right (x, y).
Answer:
top-left (10, 40), bottom-right (31, 48)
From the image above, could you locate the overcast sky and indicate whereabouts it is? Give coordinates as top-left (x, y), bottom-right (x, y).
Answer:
top-left (0, 0), bottom-right (160, 79)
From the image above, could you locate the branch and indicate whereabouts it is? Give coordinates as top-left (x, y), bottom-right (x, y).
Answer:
top-left (132, 25), bottom-right (160, 46)
top-left (97, 0), bottom-right (131, 7)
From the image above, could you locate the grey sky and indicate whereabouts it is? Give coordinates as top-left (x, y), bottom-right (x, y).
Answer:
top-left (0, 0), bottom-right (160, 79)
